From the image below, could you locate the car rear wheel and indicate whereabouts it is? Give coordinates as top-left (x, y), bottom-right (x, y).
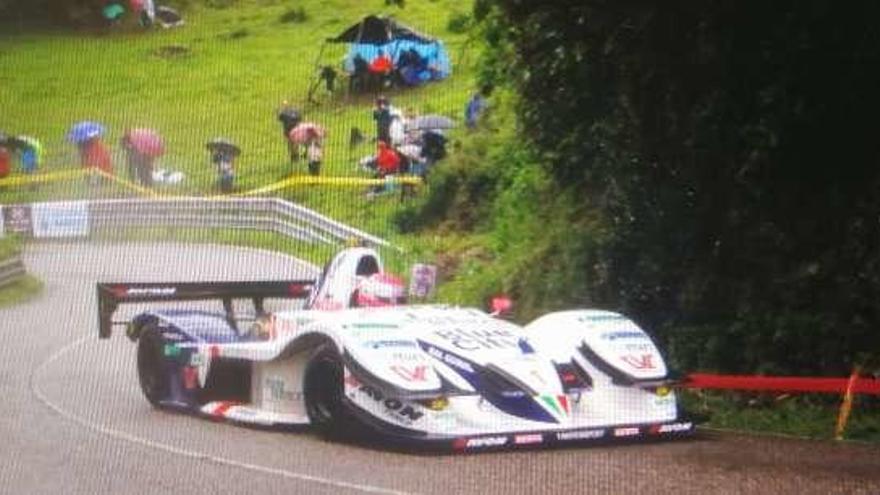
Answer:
top-left (137, 326), bottom-right (170, 407)
top-left (304, 346), bottom-right (358, 439)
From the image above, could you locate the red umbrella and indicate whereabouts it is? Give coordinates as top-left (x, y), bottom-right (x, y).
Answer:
top-left (124, 128), bottom-right (165, 157)
top-left (288, 122), bottom-right (326, 145)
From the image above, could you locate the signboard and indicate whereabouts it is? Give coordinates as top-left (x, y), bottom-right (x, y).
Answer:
top-left (2, 204), bottom-right (33, 236)
top-left (409, 263), bottom-right (437, 299)
top-left (31, 201), bottom-right (89, 238)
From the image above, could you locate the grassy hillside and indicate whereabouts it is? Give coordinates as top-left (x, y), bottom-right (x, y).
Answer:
top-left (0, 0), bottom-right (477, 240)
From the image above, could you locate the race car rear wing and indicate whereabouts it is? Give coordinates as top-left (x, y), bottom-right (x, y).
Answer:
top-left (97, 280), bottom-right (314, 339)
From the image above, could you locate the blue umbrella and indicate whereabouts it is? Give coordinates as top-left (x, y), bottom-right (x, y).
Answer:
top-left (67, 121), bottom-right (106, 144)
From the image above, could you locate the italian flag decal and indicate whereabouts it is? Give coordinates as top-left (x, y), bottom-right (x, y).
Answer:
top-left (539, 395), bottom-right (570, 418)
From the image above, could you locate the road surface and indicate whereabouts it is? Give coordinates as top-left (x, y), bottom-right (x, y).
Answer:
top-left (1, 242), bottom-right (877, 494)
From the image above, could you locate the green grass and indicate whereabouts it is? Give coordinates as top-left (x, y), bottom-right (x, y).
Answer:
top-left (0, 235), bottom-right (21, 260)
top-left (0, 0), bottom-right (478, 238)
top-left (681, 390), bottom-right (880, 442)
top-left (0, 275), bottom-right (43, 308)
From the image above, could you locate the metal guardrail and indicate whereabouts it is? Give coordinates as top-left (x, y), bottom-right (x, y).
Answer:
top-left (86, 197), bottom-right (390, 247)
top-left (0, 256), bottom-right (26, 289)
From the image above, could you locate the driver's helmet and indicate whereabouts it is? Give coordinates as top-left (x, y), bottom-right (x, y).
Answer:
top-left (354, 273), bottom-right (407, 307)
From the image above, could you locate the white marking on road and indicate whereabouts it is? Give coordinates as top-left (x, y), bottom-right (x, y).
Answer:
top-left (30, 336), bottom-right (416, 495)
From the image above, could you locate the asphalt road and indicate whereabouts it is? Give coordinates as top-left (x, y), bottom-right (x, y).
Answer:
top-left (1, 242), bottom-right (878, 494)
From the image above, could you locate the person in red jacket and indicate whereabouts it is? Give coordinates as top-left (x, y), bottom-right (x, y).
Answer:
top-left (368, 50), bottom-right (393, 76)
top-left (0, 145), bottom-right (10, 179)
top-left (368, 141), bottom-right (401, 197)
top-left (375, 140), bottom-right (400, 176)
top-left (79, 137), bottom-right (113, 179)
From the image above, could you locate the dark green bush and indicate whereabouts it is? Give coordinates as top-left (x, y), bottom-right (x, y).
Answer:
top-left (447, 12), bottom-right (471, 33)
top-left (278, 7), bottom-right (308, 24)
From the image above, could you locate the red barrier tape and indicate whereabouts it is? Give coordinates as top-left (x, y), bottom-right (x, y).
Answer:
top-left (683, 373), bottom-right (880, 395)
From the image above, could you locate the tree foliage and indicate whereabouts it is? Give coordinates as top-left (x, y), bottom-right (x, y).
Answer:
top-left (449, 0), bottom-right (880, 375)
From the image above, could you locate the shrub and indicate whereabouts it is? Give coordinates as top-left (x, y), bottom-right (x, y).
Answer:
top-left (278, 7), bottom-right (308, 24)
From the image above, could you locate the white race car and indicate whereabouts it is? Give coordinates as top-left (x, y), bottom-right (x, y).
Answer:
top-left (97, 247), bottom-right (693, 451)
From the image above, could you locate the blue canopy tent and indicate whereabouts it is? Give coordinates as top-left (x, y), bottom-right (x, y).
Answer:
top-left (342, 39), bottom-right (451, 85)
top-left (308, 15), bottom-right (451, 100)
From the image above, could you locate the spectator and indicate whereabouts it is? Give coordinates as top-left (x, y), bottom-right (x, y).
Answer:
top-left (277, 101), bottom-right (302, 163)
top-left (120, 135), bottom-right (154, 187)
top-left (15, 136), bottom-right (41, 175)
top-left (373, 96), bottom-right (393, 144)
top-left (368, 50), bottom-right (394, 88)
top-left (369, 49), bottom-right (393, 76)
top-left (307, 141), bottom-right (322, 176)
top-left (376, 141), bottom-right (401, 176)
top-left (0, 145), bottom-right (10, 180)
top-left (350, 54), bottom-right (370, 92)
top-left (421, 131), bottom-right (447, 165)
top-left (320, 66), bottom-right (337, 93)
top-left (79, 137), bottom-right (113, 182)
top-left (465, 87), bottom-right (490, 129)
top-left (213, 149), bottom-right (235, 193)
top-left (369, 140), bottom-right (401, 197)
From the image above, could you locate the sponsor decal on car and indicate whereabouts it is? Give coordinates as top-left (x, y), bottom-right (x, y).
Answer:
top-left (600, 331), bottom-right (645, 341)
top-left (513, 433), bottom-right (543, 445)
top-left (461, 436), bottom-right (508, 449)
top-left (649, 422), bottom-right (693, 435)
top-left (359, 385), bottom-right (424, 422)
top-left (363, 339), bottom-right (417, 350)
top-left (391, 352), bottom-right (424, 362)
top-left (163, 343), bottom-right (181, 358)
top-left (556, 429), bottom-right (606, 441)
top-left (423, 345), bottom-right (475, 374)
top-left (433, 327), bottom-right (520, 351)
top-left (613, 427), bottom-right (640, 437)
top-left (124, 287), bottom-right (177, 296)
top-left (352, 323), bottom-right (400, 330)
top-left (577, 314), bottom-right (627, 324)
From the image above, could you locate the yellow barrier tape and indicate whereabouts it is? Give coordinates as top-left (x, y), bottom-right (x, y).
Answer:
top-left (235, 174), bottom-right (423, 197)
top-left (0, 167), bottom-right (422, 199)
top-left (0, 169), bottom-right (89, 187)
top-left (90, 169), bottom-right (161, 197)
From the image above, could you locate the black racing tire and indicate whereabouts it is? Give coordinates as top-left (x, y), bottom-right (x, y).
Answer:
top-left (136, 325), bottom-right (170, 408)
top-left (304, 346), bottom-right (358, 440)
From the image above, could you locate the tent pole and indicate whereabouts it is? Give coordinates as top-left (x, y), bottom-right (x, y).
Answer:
top-left (307, 41), bottom-right (328, 104)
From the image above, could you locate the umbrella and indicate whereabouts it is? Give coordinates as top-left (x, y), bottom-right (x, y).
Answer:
top-left (206, 138), bottom-right (241, 157)
top-left (278, 108), bottom-right (301, 126)
top-left (7, 135), bottom-right (41, 152)
top-left (407, 115), bottom-right (455, 131)
top-left (288, 122), bottom-right (326, 144)
top-left (124, 128), bottom-right (164, 157)
top-left (67, 121), bottom-right (106, 144)
top-left (103, 3), bottom-right (126, 20)
top-left (156, 6), bottom-right (184, 27)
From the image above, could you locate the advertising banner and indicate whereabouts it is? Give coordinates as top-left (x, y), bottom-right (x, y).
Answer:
top-left (409, 263), bottom-right (437, 299)
top-left (2, 204), bottom-right (33, 236)
top-left (31, 201), bottom-right (90, 238)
